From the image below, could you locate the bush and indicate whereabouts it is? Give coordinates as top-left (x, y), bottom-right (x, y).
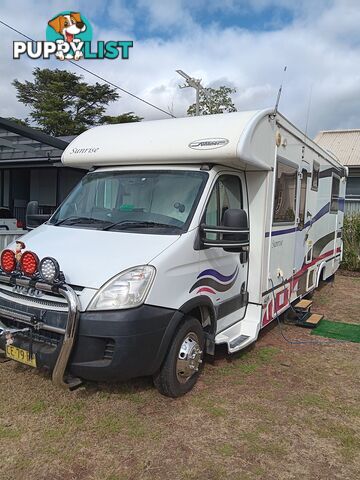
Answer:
top-left (342, 214), bottom-right (360, 271)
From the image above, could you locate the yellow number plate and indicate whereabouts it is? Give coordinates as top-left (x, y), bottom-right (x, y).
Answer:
top-left (6, 345), bottom-right (37, 368)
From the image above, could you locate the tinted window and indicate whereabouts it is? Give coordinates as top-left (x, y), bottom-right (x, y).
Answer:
top-left (273, 161), bottom-right (297, 223)
top-left (346, 177), bottom-right (360, 197)
top-left (330, 175), bottom-right (340, 213)
top-left (204, 175), bottom-right (243, 240)
top-left (50, 170), bottom-right (207, 233)
top-left (312, 161), bottom-right (320, 191)
top-left (205, 175), bottom-right (243, 226)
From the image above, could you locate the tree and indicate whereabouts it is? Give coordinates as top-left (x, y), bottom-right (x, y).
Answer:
top-left (12, 68), bottom-right (120, 136)
top-left (99, 112), bottom-right (143, 124)
top-left (187, 86), bottom-right (237, 116)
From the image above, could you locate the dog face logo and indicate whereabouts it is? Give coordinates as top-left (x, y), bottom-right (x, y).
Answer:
top-left (48, 12), bottom-right (86, 43)
top-left (47, 11), bottom-right (91, 61)
top-left (14, 12), bottom-right (133, 61)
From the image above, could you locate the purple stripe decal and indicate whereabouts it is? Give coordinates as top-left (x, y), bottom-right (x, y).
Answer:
top-left (197, 266), bottom-right (239, 282)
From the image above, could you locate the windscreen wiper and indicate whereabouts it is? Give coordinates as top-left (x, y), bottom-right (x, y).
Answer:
top-left (102, 220), bottom-right (181, 231)
top-left (53, 216), bottom-right (108, 227)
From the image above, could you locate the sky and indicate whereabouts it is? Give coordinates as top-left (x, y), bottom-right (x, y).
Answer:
top-left (0, 0), bottom-right (360, 137)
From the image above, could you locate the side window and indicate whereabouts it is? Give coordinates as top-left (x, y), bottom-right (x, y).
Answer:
top-left (205, 186), bottom-right (218, 228)
top-left (204, 175), bottom-right (243, 238)
top-left (330, 175), bottom-right (340, 213)
top-left (311, 160), bottom-right (320, 191)
top-left (273, 160), bottom-right (297, 224)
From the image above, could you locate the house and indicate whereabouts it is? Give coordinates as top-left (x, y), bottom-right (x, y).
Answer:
top-left (314, 129), bottom-right (360, 214)
top-left (0, 117), bottom-right (84, 224)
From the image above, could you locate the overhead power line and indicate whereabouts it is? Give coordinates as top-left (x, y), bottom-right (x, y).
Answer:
top-left (0, 19), bottom-right (175, 118)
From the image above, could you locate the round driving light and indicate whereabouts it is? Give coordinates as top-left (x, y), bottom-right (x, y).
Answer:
top-left (20, 251), bottom-right (39, 276)
top-left (39, 257), bottom-right (60, 282)
top-left (1, 249), bottom-right (16, 273)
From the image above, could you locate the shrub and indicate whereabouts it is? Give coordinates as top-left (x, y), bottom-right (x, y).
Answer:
top-left (342, 214), bottom-right (360, 271)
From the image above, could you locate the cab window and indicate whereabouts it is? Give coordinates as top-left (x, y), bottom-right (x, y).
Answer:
top-left (204, 175), bottom-right (243, 239)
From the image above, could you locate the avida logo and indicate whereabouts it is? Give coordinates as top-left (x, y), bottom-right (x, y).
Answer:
top-left (13, 11), bottom-right (133, 61)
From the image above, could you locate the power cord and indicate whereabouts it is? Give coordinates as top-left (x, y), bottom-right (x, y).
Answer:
top-left (268, 277), bottom-right (348, 346)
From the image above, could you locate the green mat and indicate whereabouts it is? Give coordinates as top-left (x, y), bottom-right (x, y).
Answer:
top-left (311, 319), bottom-right (360, 343)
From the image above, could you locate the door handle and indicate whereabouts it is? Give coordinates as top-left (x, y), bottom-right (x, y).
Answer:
top-left (240, 251), bottom-right (248, 264)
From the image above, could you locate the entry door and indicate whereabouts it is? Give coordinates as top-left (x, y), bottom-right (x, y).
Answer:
top-left (293, 163), bottom-right (311, 293)
top-left (198, 173), bottom-right (249, 333)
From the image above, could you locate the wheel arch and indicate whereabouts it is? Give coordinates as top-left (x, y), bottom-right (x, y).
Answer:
top-left (316, 261), bottom-right (327, 287)
top-left (152, 296), bottom-right (217, 373)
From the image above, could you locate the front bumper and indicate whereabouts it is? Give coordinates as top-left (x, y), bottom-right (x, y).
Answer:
top-left (69, 305), bottom-right (176, 382)
top-left (0, 274), bottom-right (80, 388)
top-left (0, 274), bottom-right (177, 385)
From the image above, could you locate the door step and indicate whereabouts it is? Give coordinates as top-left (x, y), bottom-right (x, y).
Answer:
top-left (229, 335), bottom-right (250, 350)
top-left (285, 296), bottom-right (324, 329)
top-left (294, 299), bottom-right (313, 311)
top-left (285, 309), bottom-right (324, 329)
top-left (305, 314), bottom-right (323, 326)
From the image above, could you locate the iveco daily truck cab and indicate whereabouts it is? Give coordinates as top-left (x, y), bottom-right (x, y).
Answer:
top-left (0, 110), bottom-right (346, 396)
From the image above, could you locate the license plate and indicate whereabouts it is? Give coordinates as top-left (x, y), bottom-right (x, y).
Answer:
top-left (6, 345), bottom-right (37, 368)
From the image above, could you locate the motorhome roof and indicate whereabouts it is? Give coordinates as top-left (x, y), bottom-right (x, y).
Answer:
top-left (61, 109), bottom-right (274, 170)
top-left (61, 108), bottom-right (344, 172)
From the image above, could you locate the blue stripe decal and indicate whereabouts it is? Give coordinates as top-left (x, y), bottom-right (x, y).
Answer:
top-left (265, 199), bottom-right (344, 238)
top-left (266, 227), bottom-right (297, 237)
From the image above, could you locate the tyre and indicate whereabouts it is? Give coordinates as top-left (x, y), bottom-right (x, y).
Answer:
top-left (153, 316), bottom-right (205, 398)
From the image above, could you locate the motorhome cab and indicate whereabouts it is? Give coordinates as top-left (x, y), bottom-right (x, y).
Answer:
top-left (0, 109), bottom-right (346, 397)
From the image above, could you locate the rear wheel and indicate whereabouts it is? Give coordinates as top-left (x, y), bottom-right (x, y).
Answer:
top-left (153, 316), bottom-right (204, 397)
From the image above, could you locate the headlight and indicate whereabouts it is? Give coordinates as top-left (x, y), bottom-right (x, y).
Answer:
top-left (87, 265), bottom-right (156, 311)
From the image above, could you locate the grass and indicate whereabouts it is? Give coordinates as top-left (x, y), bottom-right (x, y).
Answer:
top-left (0, 276), bottom-right (359, 479)
top-left (316, 423), bottom-right (360, 459)
top-left (0, 425), bottom-right (20, 439)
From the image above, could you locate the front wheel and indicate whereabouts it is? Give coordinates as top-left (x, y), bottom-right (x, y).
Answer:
top-left (153, 316), bottom-right (204, 398)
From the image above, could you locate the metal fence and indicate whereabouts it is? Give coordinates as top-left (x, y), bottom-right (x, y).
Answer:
top-left (0, 231), bottom-right (24, 250)
top-left (345, 198), bottom-right (360, 215)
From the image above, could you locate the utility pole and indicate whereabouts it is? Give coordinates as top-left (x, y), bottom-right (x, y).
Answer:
top-left (176, 69), bottom-right (209, 116)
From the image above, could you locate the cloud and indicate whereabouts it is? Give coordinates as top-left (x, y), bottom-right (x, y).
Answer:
top-left (0, 0), bottom-right (359, 137)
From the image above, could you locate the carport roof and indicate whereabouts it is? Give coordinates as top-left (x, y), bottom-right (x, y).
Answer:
top-left (0, 117), bottom-right (74, 165)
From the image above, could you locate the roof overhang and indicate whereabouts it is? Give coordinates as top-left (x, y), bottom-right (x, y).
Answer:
top-left (62, 109), bottom-right (274, 171)
top-left (0, 117), bottom-right (69, 165)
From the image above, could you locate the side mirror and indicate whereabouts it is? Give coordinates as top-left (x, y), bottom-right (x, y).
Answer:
top-left (222, 209), bottom-right (249, 252)
top-left (26, 201), bottom-right (51, 230)
top-left (200, 208), bottom-right (249, 252)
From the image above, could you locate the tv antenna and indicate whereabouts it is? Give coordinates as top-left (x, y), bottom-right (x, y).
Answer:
top-left (176, 69), bottom-right (210, 116)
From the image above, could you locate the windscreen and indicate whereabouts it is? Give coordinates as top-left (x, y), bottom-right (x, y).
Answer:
top-left (49, 170), bottom-right (208, 234)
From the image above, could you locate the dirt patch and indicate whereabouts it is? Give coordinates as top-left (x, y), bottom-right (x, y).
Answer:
top-left (0, 275), bottom-right (359, 480)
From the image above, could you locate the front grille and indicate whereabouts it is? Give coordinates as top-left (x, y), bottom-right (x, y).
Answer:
top-left (0, 288), bottom-right (68, 309)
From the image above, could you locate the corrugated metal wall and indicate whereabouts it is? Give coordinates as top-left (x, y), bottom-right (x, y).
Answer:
top-left (345, 199), bottom-right (360, 214)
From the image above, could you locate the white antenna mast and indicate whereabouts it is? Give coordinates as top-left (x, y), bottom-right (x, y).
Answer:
top-left (273, 66), bottom-right (287, 116)
top-left (304, 83), bottom-right (314, 141)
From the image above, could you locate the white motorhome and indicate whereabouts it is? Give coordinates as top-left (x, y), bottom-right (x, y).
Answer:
top-left (0, 109), bottom-right (346, 396)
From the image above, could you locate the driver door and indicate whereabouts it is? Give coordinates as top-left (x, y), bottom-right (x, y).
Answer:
top-left (198, 173), bottom-right (249, 333)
